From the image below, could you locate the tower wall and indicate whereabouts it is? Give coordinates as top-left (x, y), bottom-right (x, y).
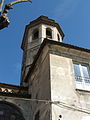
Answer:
top-left (20, 16), bottom-right (64, 86)
top-left (28, 45), bottom-right (51, 120)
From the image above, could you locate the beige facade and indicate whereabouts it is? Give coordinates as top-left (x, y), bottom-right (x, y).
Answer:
top-left (49, 45), bottom-right (90, 120)
top-left (28, 40), bottom-right (90, 120)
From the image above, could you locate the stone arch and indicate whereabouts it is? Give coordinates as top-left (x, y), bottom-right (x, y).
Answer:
top-left (32, 28), bottom-right (39, 40)
top-left (0, 101), bottom-right (25, 120)
top-left (57, 34), bottom-right (60, 41)
top-left (46, 28), bottom-right (52, 39)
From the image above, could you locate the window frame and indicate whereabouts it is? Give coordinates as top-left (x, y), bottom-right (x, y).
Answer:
top-left (73, 62), bottom-right (90, 91)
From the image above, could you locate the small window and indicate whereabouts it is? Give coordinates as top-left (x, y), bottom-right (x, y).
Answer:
top-left (35, 111), bottom-right (40, 120)
top-left (10, 115), bottom-right (16, 120)
top-left (57, 34), bottom-right (60, 41)
top-left (73, 62), bottom-right (90, 90)
top-left (33, 29), bottom-right (39, 40)
top-left (0, 111), bottom-right (4, 115)
top-left (46, 28), bottom-right (52, 39)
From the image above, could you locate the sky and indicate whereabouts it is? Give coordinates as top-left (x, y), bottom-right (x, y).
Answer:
top-left (0, 0), bottom-right (90, 85)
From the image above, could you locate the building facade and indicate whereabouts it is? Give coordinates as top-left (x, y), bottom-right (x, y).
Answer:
top-left (0, 16), bottom-right (90, 120)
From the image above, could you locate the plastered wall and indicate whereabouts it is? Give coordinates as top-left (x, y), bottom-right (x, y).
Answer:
top-left (49, 46), bottom-right (90, 120)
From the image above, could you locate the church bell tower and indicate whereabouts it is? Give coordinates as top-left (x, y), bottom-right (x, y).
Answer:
top-left (21, 16), bottom-right (64, 85)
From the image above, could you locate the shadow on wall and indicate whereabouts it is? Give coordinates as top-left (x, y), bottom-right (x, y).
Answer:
top-left (0, 101), bottom-right (25, 120)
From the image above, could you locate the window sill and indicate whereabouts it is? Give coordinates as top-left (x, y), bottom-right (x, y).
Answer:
top-left (76, 88), bottom-right (90, 94)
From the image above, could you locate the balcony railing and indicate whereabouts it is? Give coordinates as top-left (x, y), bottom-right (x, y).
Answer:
top-left (75, 76), bottom-right (90, 84)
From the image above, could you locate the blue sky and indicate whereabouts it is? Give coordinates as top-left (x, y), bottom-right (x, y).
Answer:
top-left (0, 0), bottom-right (90, 85)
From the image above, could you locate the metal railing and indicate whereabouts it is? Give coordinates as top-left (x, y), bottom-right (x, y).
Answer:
top-left (75, 76), bottom-right (90, 84)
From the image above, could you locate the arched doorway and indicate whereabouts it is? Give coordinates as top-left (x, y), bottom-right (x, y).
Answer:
top-left (0, 101), bottom-right (25, 120)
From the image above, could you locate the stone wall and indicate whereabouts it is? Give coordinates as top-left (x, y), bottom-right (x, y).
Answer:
top-left (49, 44), bottom-right (90, 120)
top-left (28, 45), bottom-right (51, 120)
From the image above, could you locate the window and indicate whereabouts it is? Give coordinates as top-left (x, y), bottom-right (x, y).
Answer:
top-left (35, 111), bottom-right (40, 120)
top-left (73, 63), bottom-right (90, 90)
top-left (57, 34), bottom-right (60, 41)
top-left (46, 28), bottom-right (52, 39)
top-left (32, 29), bottom-right (39, 40)
top-left (0, 111), bottom-right (4, 115)
top-left (10, 115), bottom-right (16, 120)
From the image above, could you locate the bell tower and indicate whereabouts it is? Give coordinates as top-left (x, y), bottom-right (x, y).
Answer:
top-left (21, 16), bottom-right (64, 85)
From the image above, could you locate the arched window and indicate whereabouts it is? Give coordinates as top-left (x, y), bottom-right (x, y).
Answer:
top-left (46, 28), bottom-right (52, 39)
top-left (57, 34), bottom-right (60, 41)
top-left (32, 29), bottom-right (39, 40)
top-left (0, 101), bottom-right (25, 120)
top-left (35, 111), bottom-right (40, 120)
